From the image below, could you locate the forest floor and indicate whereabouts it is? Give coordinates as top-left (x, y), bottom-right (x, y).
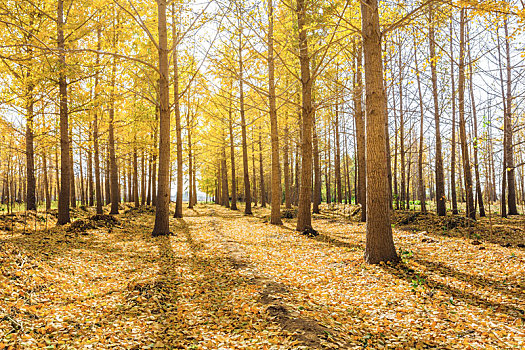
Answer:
top-left (0, 203), bottom-right (523, 349)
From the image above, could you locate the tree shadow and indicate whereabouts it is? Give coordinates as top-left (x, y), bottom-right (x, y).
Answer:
top-left (381, 262), bottom-right (525, 320)
top-left (412, 256), bottom-right (525, 302)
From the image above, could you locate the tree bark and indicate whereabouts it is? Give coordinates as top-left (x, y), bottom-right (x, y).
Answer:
top-left (295, 0), bottom-right (314, 232)
top-left (25, 67), bottom-right (36, 211)
top-left (361, 0), bottom-right (399, 264)
top-left (467, 30), bottom-right (485, 217)
top-left (259, 126), bottom-right (266, 208)
top-left (238, 14), bottom-right (252, 215)
top-left (172, 5), bottom-right (183, 218)
top-left (354, 41), bottom-right (366, 222)
top-left (504, 18), bottom-right (518, 215)
top-left (57, 0), bottom-right (71, 224)
top-left (152, 0), bottom-right (172, 236)
top-left (268, 0), bottom-right (282, 224)
top-left (228, 104), bottom-right (237, 210)
top-left (283, 114), bottom-right (292, 209)
top-left (414, 40), bottom-right (426, 212)
top-left (449, 17), bottom-right (459, 215)
top-left (109, 29), bottom-right (119, 214)
top-left (429, 7), bottom-right (446, 217)
top-left (458, 8), bottom-right (475, 220)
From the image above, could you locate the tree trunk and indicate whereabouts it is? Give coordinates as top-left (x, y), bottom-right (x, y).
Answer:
top-left (361, 0), bottom-right (399, 264)
top-left (79, 143), bottom-right (85, 206)
top-left (429, 7), bottom-right (446, 217)
top-left (354, 41), bottom-right (366, 222)
top-left (334, 101), bottom-right (342, 204)
top-left (504, 19), bottom-right (518, 215)
top-left (450, 17), bottom-right (459, 215)
top-left (398, 39), bottom-right (406, 210)
top-left (172, 6), bottom-right (183, 219)
top-left (25, 68), bottom-right (36, 211)
top-left (57, 0), bottom-right (71, 224)
top-left (283, 114), bottom-right (292, 209)
top-left (458, 8), bottom-right (475, 220)
top-left (221, 142), bottom-right (229, 208)
top-left (295, 0), bottom-right (314, 232)
top-left (228, 105), bottom-right (237, 210)
top-left (238, 17), bottom-right (252, 215)
top-left (251, 125), bottom-right (257, 207)
top-left (414, 39), bottom-right (426, 212)
top-left (133, 146), bottom-right (139, 207)
top-left (152, 0), bottom-right (172, 236)
top-left (467, 30), bottom-right (485, 217)
top-left (69, 124), bottom-right (76, 208)
top-left (42, 152), bottom-right (51, 211)
top-left (312, 111), bottom-right (321, 214)
top-left (109, 34), bottom-right (119, 214)
top-left (259, 126), bottom-right (266, 208)
top-left (93, 27), bottom-right (103, 215)
top-left (268, 0), bottom-right (282, 224)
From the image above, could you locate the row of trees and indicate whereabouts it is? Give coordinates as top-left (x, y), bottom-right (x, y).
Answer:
top-left (1, 0), bottom-right (524, 263)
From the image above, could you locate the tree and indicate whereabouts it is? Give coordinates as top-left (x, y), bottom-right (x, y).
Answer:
top-left (361, 0), bottom-right (399, 264)
top-left (152, 0), bottom-right (171, 236)
top-left (268, 0), bottom-right (282, 225)
top-left (295, 0), bottom-right (314, 233)
top-left (57, 0), bottom-right (71, 225)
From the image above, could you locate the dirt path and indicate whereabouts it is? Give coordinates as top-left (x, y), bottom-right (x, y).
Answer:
top-left (1, 204), bottom-right (524, 349)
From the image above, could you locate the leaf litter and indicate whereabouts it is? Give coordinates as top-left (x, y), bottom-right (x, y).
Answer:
top-left (0, 204), bottom-right (523, 349)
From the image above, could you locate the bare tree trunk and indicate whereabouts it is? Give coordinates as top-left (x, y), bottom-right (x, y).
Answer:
top-left (354, 41), bottom-right (366, 222)
top-left (268, 0), bottom-right (281, 223)
top-left (93, 27), bottom-right (103, 215)
top-left (133, 146), bottom-right (139, 207)
top-left (57, 0), bottom-right (71, 224)
top-left (334, 101), bottom-right (342, 204)
top-left (429, 6), bottom-right (446, 217)
top-left (70, 124), bottom-right (76, 208)
top-left (504, 19), bottom-right (518, 215)
top-left (79, 143), bottom-right (85, 206)
top-left (325, 120), bottom-right (332, 205)
top-left (361, 0), bottom-right (398, 264)
top-left (450, 17), bottom-right (459, 215)
top-left (147, 154), bottom-right (152, 205)
top-left (188, 113), bottom-right (196, 209)
top-left (228, 105), bottom-right (237, 210)
top-left (295, 0), bottom-right (314, 232)
top-left (458, 8), bottom-right (475, 220)
top-left (283, 114), bottom-right (292, 209)
top-left (312, 111), bottom-right (321, 214)
top-left (25, 67), bottom-right (36, 211)
top-left (42, 152), bottom-right (51, 211)
top-left (259, 126), bottom-right (266, 208)
top-left (251, 125), bottom-right (257, 207)
top-left (152, 0), bottom-right (172, 236)
top-left (467, 30), bottom-right (485, 217)
top-left (87, 132), bottom-right (93, 206)
top-left (221, 141), bottom-right (229, 208)
top-left (414, 40), bottom-right (426, 212)
top-left (172, 5), bottom-right (183, 218)
top-left (398, 38), bottom-right (406, 211)
top-left (238, 13), bottom-right (252, 215)
top-left (109, 29), bottom-right (119, 214)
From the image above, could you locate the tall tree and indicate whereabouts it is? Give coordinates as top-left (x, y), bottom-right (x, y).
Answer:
top-left (295, 0), bottom-right (314, 232)
top-left (429, 6), bottom-right (446, 217)
top-left (57, 0), bottom-right (71, 224)
top-left (152, 0), bottom-right (171, 236)
top-left (268, 0), bottom-right (282, 224)
top-left (457, 8), bottom-right (475, 220)
top-left (361, 0), bottom-right (398, 264)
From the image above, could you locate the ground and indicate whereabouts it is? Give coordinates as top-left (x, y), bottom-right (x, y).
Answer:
top-left (0, 203), bottom-right (523, 349)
